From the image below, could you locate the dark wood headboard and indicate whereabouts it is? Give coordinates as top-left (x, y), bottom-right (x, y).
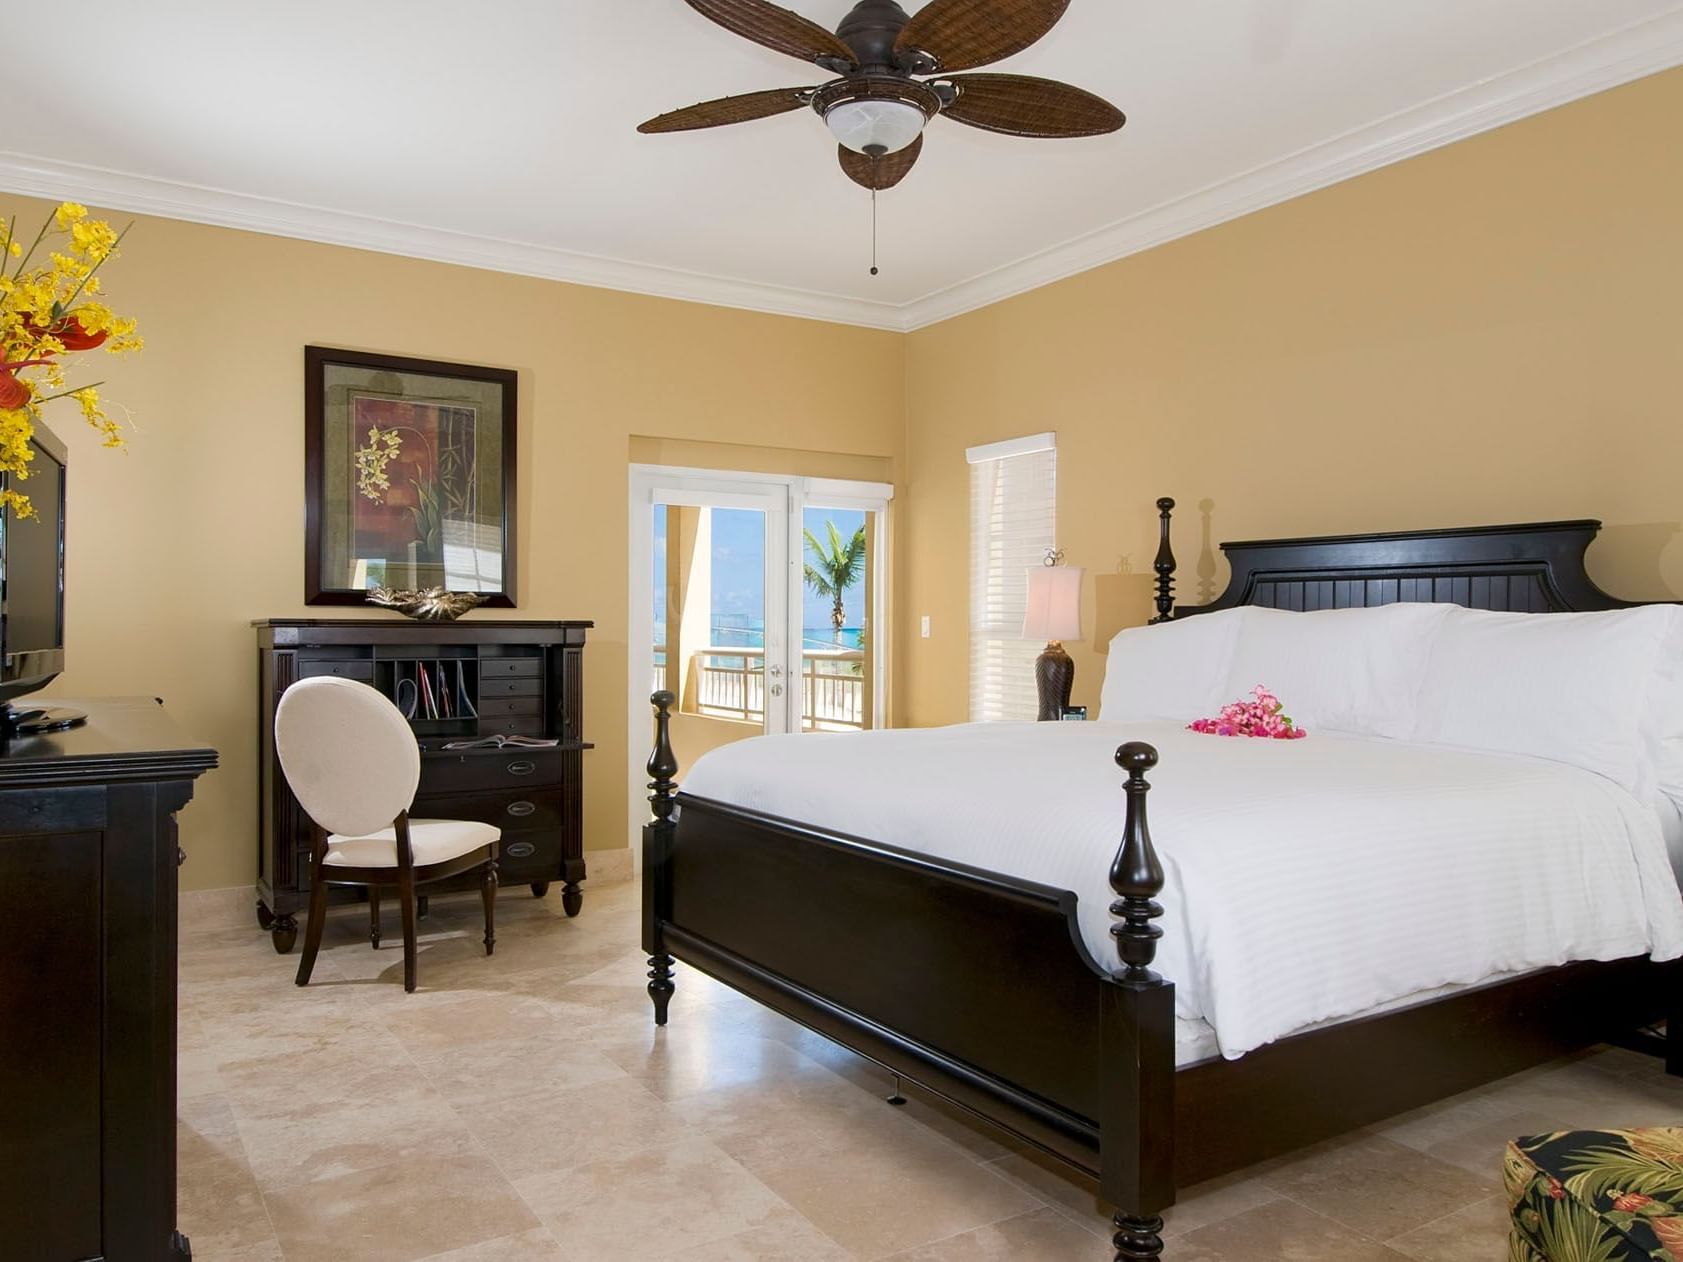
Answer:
top-left (1148, 498), bottom-right (1637, 620)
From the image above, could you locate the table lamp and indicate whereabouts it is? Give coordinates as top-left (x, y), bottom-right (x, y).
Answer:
top-left (1023, 552), bottom-right (1084, 721)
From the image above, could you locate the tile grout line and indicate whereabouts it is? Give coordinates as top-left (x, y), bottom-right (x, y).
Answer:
top-left (972, 1152), bottom-right (1112, 1242)
top-left (863, 1202), bottom-right (1067, 1262)
top-left (1265, 1187), bottom-right (1421, 1251)
top-left (1379, 1191), bottom-right (1507, 1249)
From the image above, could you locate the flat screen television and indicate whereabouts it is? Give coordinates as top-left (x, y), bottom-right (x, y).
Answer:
top-left (0, 422), bottom-right (82, 737)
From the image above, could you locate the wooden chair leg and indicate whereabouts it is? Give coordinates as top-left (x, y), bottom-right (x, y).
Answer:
top-left (481, 859), bottom-right (498, 957)
top-left (369, 886), bottom-right (382, 949)
top-left (294, 863), bottom-right (329, 987)
top-left (398, 864), bottom-right (419, 994)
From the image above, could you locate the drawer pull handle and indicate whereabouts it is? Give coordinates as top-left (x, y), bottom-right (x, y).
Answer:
top-left (505, 840), bottom-right (536, 859)
top-left (507, 760), bottom-right (536, 776)
top-left (507, 801), bottom-right (537, 818)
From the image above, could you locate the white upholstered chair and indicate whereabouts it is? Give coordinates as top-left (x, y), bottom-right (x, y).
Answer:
top-left (275, 676), bottom-right (500, 993)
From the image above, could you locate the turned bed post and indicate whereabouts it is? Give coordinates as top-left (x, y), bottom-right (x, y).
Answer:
top-left (1100, 741), bottom-right (1175, 1262)
top-left (644, 690), bottom-right (679, 1025)
top-left (1149, 497), bottom-right (1176, 623)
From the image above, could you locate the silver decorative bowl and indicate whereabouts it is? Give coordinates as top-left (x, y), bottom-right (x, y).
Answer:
top-left (366, 586), bottom-right (486, 622)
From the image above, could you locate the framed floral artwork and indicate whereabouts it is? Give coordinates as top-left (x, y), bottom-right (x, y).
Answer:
top-left (304, 346), bottom-right (517, 606)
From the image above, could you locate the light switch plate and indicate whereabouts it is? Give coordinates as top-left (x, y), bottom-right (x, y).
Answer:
top-left (920, 615), bottom-right (931, 638)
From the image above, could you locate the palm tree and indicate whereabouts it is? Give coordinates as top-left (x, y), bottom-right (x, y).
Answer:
top-left (803, 521), bottom-right (866, 639)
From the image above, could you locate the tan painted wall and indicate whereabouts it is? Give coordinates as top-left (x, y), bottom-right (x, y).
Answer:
top-left (897, 68), bottom-right (1683, 729)
top-left (8, 193), bottom-right (905, 890)
top-left (19, 66), bottom-right (1683, 885)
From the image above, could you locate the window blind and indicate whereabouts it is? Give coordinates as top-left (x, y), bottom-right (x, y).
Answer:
top-left (968, 435), bottom-right (1056, 722)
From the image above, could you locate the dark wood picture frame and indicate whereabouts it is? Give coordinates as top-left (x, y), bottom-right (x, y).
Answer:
top-left (304, 346), bottom-right (518, 607)
top-left (645, 507), bottom-right (1683, 1261)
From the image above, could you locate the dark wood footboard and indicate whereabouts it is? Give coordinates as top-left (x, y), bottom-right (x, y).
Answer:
top-left (642, 692), bottom-right (1176, 1257)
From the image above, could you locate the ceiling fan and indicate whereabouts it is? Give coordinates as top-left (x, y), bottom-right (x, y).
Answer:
top-left (638, 0), bottom-right (1125, 192)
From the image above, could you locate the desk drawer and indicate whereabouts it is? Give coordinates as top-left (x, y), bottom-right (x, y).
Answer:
top-left (477, 697), bottom-right (543, 718)
top-left (479, 677), bottom-right (542, 698)
top-left (299, 660), bottom-right (373, 681)
top-left (413, 790), bottom-right (564, 834)
top-left (421, 749), bottom-right (562, 793)
top-left (480, 658), bottom-right (542, 678)
top-left (494, 829), bottom-right (560, 880)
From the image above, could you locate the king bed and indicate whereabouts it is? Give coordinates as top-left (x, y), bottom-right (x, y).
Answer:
top-left (641, 505), bottom-right (1683, 1261)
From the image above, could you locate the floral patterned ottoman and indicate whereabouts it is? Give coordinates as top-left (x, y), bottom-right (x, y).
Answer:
top-left (1506, 1129), bottom-right (1683, 1260)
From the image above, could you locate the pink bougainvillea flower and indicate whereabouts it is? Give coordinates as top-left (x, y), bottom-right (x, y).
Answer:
top-left (1188, 685), bottom-right (1307, 740)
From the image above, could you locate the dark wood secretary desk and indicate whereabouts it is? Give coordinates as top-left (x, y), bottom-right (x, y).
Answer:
top-left (253, 619), bottom-right (592, 952)
top-left (0, 697), bottom-right (217, 1261)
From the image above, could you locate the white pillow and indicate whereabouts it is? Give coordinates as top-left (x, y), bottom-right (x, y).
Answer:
top-left (1099, 608), bottom-right (1249, 722)
top-left (1637, 606), bottom-right (1683, 809)
top-left (1412, 604), bottom-right (1676, 793)
top-left (1220, 603), bottom-right (1453, 739)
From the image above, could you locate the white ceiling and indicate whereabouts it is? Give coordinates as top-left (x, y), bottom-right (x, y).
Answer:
top-left (2, 1), bottom-right (1681, 330)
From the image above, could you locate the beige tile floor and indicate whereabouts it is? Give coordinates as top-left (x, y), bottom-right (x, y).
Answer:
top-left (178, 879), bottom-right (1683, 1260)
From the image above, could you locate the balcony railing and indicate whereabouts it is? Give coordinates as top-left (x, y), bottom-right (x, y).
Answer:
top-left (688, 645), bottom-right (865, 730)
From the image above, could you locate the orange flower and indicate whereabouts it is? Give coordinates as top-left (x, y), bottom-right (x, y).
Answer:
top-left (22, 314), bottom-right (108, 352)
top-left (1612, 1191), bottom-right (1655, 1212)
top-left (0, 371), bottom-right (27, 410)
top-left (1547, 1178), bottom-right (1567, 1200)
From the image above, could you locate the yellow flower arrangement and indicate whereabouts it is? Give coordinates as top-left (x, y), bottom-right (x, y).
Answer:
top-left (0, 201), bottom-right (141, 517)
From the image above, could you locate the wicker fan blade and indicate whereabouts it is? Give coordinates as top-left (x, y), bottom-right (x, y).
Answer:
top-left (686, 0), bottom-right (858, 68)
top-left (940, 73), bottom-right (1123, 137)
top-left (838, 135), bottom-right (924, 190)
top-left (638, 87), bottom-right (814, 133)
top-left (895, 0), bottom-right (1070, 72)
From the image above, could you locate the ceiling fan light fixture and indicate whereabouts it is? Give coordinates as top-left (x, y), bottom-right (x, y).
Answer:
top-left (825, 98), bottom-right (928, 156)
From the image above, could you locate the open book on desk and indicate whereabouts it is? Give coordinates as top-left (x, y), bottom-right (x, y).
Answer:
top-left (439, 734), bottom-right (560, 750)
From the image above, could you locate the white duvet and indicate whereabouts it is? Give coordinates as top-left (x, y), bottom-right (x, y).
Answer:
top-left (680, 720), bottom-right (1683, 1060)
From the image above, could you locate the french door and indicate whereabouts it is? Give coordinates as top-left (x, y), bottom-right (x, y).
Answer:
top-left (628, 466), bottom-right (892, 840)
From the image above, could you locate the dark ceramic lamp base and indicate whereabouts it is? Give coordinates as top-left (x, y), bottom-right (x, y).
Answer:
top-left (1035, 642), bottom-right (1074, 721)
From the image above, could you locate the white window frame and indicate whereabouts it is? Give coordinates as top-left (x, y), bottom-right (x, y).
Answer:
top-left (627, 465), bottom-right (894, 847)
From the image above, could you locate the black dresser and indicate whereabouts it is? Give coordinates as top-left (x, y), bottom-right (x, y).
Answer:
top-left (253, 619), bottom-right (592, 952)
top-left (0, 698), bottom-right (217, 1261)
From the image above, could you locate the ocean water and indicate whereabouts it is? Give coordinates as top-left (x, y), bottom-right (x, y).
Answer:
top-left (651, 624), bottom-right (862, 666)
top-left (708, 623), bottom-right (862, 652)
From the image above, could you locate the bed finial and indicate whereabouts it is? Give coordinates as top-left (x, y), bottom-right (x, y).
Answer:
top-left (1150, 498), bottom-right (1176, 624)
top-left (1109, 741), bottom-right (1165, 980)
top-left (648, 690), bottom-right (679, 818)
top-left (646, 690), bottom-right (679, 1025)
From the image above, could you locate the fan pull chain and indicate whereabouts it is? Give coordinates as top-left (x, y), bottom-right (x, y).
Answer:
top-left (870, 186), bottom-right (879, 277)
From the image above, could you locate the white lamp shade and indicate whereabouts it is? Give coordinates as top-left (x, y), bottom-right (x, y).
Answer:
top-left (1023, 565), bottom-right (1084, 642)
top-left (825, 99), bottom-right (927, 155)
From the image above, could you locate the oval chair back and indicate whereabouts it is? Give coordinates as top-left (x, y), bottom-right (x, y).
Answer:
top-left (275, 676), bottom-right (420, 837)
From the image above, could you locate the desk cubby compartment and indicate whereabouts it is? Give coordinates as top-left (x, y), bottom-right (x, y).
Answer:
top-left (378, 656), bottom-right (479, 732)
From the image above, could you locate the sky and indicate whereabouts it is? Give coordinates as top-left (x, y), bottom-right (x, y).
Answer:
top-left (653, 505), bottom-right (867, 639)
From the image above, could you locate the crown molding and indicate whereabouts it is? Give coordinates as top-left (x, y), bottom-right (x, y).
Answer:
top-left (897, 6), bottom-right (1683, 330)
top-left (0, 151), bottom-right (909, 332)
top-left (2, 7), bottom-right (1680, 335)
